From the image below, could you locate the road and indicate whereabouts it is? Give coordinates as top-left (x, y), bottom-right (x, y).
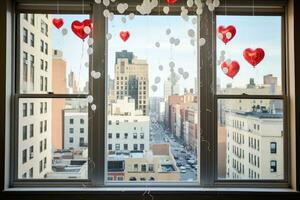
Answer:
top-left (150, 116), bottom-right (198, 182)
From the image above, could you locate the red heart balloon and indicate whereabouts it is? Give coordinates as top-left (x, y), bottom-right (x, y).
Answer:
top-left (71, 19), bottom-right (93, 40)
top-left (52, 18), bottom-right (64, 29)
top-left (221, 60), bottom-right (240, 79)
top-left (218, 25), bottom-right (236, 44)
top-left (166, 0), bottom-right (177, 5)
top-left (243, 48), bottom-right (265, 67)
top-left (120, 31), bottom-right (130, 42)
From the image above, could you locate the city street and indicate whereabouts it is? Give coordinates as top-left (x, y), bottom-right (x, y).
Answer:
top-left (149, 116), bottom-right (198, 182)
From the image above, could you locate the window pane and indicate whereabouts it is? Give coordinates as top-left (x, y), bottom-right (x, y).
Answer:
top-left (217, 99), bottom-right (284, 180)
top-left (19, 13), bottom-right (90, 94)
top-left (18, 98), bottom-right (88, 179)
top-left (216, 16), bottom-right (282, 95)
top-left (106, 16), bottom-right (199, 183)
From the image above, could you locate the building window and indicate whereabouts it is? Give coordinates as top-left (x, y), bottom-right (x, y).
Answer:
top-left (29, 146), bottom-right (34, 159)
top-left (23, 28), bottom-right (28, 43)
top-left (40, 121), bottom-right (43, 133)
top-left (30, 14), bottom-right (35, 25)
top-left (116, 133), bottom-right (120, 139)
top-left (44, 138), bottom-right (47, 150)
top-left (39, 160), bottom-right (43, 173)
top-left (115, 144), bottom-right (120, 151)
top-left (124, 144), bottom-right (128, 150)
top-left (80, 128), bottom-right (84, 133)
top-left (108, 133), bottom-right (112, 139)
top-left (271, 142), bottom-right (277, 154)
top-left (108, 144), bottom-right (112, 150)
top-left (40, 40), bottom-right (44, 52)
top-left (29, 102), bottom-right (34, 115)
top-left (133, 144), bottom-right (138, 150)
top-left (22, 103), bottom-right (27, 117)
top-left (69, 128), bottom-right (74, 134)
top-left (270, 160), bottom-right (277, 173)
top-left (29, 32), bottom-right (34, 47)
top-left (22, 51), bottom-right (28, 82)
top-left (22, 149), bottom-right (27, 164)
top-left (22, 126), bottom-right (27, 141)
top-left (70, 118), bottom-right (74, 124)
top-left (40, 59), bottom-right (44, 70)
top-left (80, 119), bottom-right (84, 124)
top-left (69, 137), bottom-right (74, 143)
top-left (39, 140), bottom-right (43, 152)
top-left (140, 133), bottom-right (144, 139)
top-left (133, 133), bottom-right (137, 139)
top-left (29, 168), bottom-right (33, 178)
top-left (29, 124), bottom-right (34, 138)
top-left (40, 76), bottom-right (44, 91)
top-left (79, 137), bottom-right (84, 146)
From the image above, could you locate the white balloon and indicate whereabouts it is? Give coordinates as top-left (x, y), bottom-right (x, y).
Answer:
top-left (226, 32), bottom-right (232, 39)
top-left (103, 0), bottom-right (110, 7)
top-left (87, 95), bottom-right (94, 103)
top-left (155, 42), bottom-right (160, 48)
top-left (208, 3), bottom-right (215, 11)
top-left (91, 70), bottom-right (96, 77)
top-left (199, 38), bottom-right (206, 46)
top-left (166, 28), bottom-right (171, 35)
top-left (61, 28), bottom-right (68, 36)
top-left (213, 0), bottom-right (220, 7)
top-left (87, 47), bottom-right (93, 55)
top-left (85, 62), bottom-right (89, 68)
top-left (93, 72), bottom-right (101, 79)
top-left (187, 0), bottom-right (194, 7)
top-left (192, 17), bottom-right (197, 24)
top-left (188, 29), bottom-right (195, 38)
top-left (154, 77), bottom-right (161, 84)
top-left (169, 37), bottom-right (175, 44)
top-left (169, 61), bottom-right (175, 68)
top-left (178, 68), bottom-right (184, 74)
top-left (217, 33), bottom-right (223, 40)
top-left (222, 67), bottom-right (228, 74)
top-left (108, 12), bottom-right (114, 21)
top-left (151, 85), bottom-right (158, 92)
top-left (87, 38), bottom-right (94, 46)
top-left (195, 0), bottom-right (202, 6)
top-left (206, 0), bottom-right (213, 6)
top-left (163, 6), bottom-right (169, 14)
top-left (123, 3), bottom-right (128, 9)
top-left (91, 104), bottom-right (97, 111)
top-left (221, 50), bottom-right (226, 55)
top-left (103, 9), bottom-right (110, 17)
top-left (117, 4), bottom-right (125, 14)
top-left (128, 13), bottom-right (135, 20)
top-left (174, 38), bottom-right (180, 46)
top-left (158, 65), bottom-right (163, 71)
top-left (121, 16), bottom-right (127, 23)
top-left (183, 72), bottom-right (189, 79)
top-left (106, 33), bottom-right (112, 40)
top-left (83, 26), bottom-right (91, 34)
top-left (94, 0), bottom-right (101, 4)
top-left (196, 8), bottom-right (203, 15)
top-left (190, 39), bottom-right (195, 46)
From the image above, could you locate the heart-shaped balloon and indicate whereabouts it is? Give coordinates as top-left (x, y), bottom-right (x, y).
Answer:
top-left (221, 60), bottom-right (240, 79)
top-left (218, 25), bottom-right (236, 44)
top-left (71, 19), bottom-right (93, 40)
top-left (243, 48), bottom-right (265, 67)
top-left (52, 18), bottom-right (64, 29)
top-left (166, 0), bottom-right (177, 5)
top-left (120, 31), bottom-right (130, 42)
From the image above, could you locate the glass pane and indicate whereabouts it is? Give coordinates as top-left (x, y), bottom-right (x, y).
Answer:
top-left (19, 13), bottom-right (90, 94)
top-left (18, 98), bottom-right (88, 179)
top-left (217, 99), bottom-right (284, 180)
top-left (106, 15), bottom-right (199, 183)
top-left (216, 16), bottom-right (282, 95)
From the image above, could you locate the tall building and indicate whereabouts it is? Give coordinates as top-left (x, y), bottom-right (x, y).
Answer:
top-left (52, 49), bottom-right (67, 150)
top-left (114, 50), bottom-right (149, 115)
top-left (164, 77), bottom-right (180, 100)
top-left (225, 109), bottom-right (284, 179)
top-left (68, 71), bottom-right (79, 94)
top-left (19, 13), bottom-right (52, 178)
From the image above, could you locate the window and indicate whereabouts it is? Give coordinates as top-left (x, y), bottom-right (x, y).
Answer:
top-left (271, 142), bottom-right (277, 154)
top-left (9, 1), bottom-right (293, 191)
top-left (29, 146), bottom-right (34, 159)
top-left (22, 126), bottom-right (27, 141)
top-left (270, 160), bottom-right (277, 172)
top-left (22, 103), bottom-right (27, 117)
top-left (22, 149), bottom-right (27, 164)
top-left (22, 51), bottom-right (28, 83)
top-left (30, 14), bottom-right (34, 25)
top-left (29, 102), bottom-right (34, 115)
top-left (23, 28), bottom-right (28, 43)
top-left (30, 32), bottom-right (34, 47)
top-left (29, 168), bottom-right (33, 178)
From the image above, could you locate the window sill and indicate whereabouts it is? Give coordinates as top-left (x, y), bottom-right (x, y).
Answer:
top-left (4, 187), bottom-right (297, 193)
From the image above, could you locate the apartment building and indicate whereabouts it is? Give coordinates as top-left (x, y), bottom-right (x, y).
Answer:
top-left (18, 13), bottom-right (52, 179)
top-left (225, 110), bottom-right (284, 179)
top-left (107, 97), bottom-right (150, 153)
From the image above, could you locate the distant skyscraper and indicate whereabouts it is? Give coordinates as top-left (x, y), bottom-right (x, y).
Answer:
top-left (114, 50), bottom-right (149, 115)
top-left (68, 71), bottom-right (79, 94)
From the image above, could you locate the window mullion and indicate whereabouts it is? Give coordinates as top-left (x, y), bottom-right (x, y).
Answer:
top-left (199, 6), bottom-right (215, 187)
top-left (90, 3), bottom-right (105, 187)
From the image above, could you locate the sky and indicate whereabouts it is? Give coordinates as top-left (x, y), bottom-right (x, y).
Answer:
top-left (51, 14), bottom-right (282, 97)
